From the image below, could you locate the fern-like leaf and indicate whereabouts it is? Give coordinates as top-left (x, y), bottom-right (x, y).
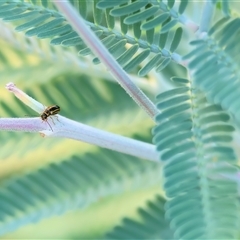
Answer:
top-left (0, 149), bottom-right (162, 236)
top-left (184, 18), bottom-right (240, 124)
top-left (105, 195), bottom-right (174, 240)
top-left (0, 0), bottom-right (183, 77)
top-left (152, 78), bottom-right (239, 239)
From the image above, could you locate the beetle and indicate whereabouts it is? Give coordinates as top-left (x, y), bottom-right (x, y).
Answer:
top-left (40, 105), bottom-right (60, 131)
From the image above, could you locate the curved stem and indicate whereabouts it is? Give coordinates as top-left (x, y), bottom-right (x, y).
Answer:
top-left (53, 0), bottom-right (159, 120)
top-left (4, 83), bottom-right (160, 162)
top-left (0, 116), bottom-right (159, 162)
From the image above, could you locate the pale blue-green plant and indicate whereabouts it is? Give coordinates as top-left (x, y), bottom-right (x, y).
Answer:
top-left (0, 0), bottom-right (239, 239)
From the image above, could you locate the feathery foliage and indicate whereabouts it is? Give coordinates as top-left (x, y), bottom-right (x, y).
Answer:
top-left (185, 18), bottom-right (240, 126)
top-left (105, 195), bottom-right (174, 240)
top-left (152, 78), bottom-right (239, 238)
top-left (0, 149), bottom-right (162, 236)
top-left (1, 0), bottom-right (240, 239)
top-left (0, 0), bottom-right (185, 77)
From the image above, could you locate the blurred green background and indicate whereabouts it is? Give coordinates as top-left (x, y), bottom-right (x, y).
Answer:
top-left (0, 19), bottom-right (166, 238)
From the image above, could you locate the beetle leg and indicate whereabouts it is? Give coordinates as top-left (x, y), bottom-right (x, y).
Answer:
top-left (42, 119), bottom-right (53, 132)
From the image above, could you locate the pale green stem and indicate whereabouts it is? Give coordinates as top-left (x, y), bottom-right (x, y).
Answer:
top-left (53, 0), bottom-right (159, 120)
top-left (199, 1), bottom-right (215, 33)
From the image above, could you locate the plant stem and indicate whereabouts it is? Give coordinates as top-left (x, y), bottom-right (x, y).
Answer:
top-left (199, 1), bottom-right (215, 33)
top-left (5, 82), bottom-right (160, 162)
top-left (0, 116), bottom-right (160, 162)
top-left (53, 1), bottom-right (159, 120)
top-left (53, 117), bottom-right (160, 162)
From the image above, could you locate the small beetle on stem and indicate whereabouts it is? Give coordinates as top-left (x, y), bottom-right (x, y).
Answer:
top-left (41, 105), bottom-right (60, 131)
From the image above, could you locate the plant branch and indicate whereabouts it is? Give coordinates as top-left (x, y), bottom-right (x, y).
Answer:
top-left (179, 15), bottom-right (199, 33)
top-left (52, 116), bottom-right (159, 162)
top-left (53, 0), bottom-right (159, 120)
top-left (199, 1), bottom-right (215, 33)
top-left (4, 83), bottom-right (160, 162)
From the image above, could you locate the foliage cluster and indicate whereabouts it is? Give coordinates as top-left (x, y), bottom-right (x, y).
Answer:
top-left (0, 0), bottom-right (240, 239)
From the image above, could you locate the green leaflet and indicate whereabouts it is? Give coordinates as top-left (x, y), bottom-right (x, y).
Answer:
top-left (201, 124), bottom-right (235, 134)
top-left (205, 146), bottom-right (235, 157)
top-left (25, 18), bottom-right (65, 37)
top-left (159, 31), bottom-right (169, 49)
top-left (219, 19), bottom-right (240, 47)
top-left (79, 34), bottom-right (116, 56)
top-left (120, 15), bottom-right (128, 34)
top-left (161, 19), bottom-right (178, 33)
top-left (78, 0), bottom-right (88, 19)
top-left (156, 131), bottom-right (193, 149)
top-left (153, 113), bottom-right (191, 135)
top-left (41, 0), bottom-right (48, 8)
top-left (0, 2), bottom-right (18, 12)
top-left (155, 103), bottom-right (191, 122)
top-left (138, 54), bottom-right (162, 77)
top-left (153, 121), bottom-right (192, 144)
top-left (182, 44), bottom-right (206, 60)
top-left (3, 10), bottom-right (40, 21)
top-left (62, 36), bottom-right (85, 47)
top-left (208, 18), bottom-right (228, 36)
top-left (197, 104), bottom-right (222, 117)
top-left (116, 44), bottom-right (139, 66)
top-left (189, 39), bottom-right (205, 46)
top-left (170, 27), bottom-right (183, 52)
top-left (199, 113), bottom-right (230, 125)
top-left (107, 39), bottom-right (127, 57)
top-left (110, 1), bottom-right (147, 17)
top-left (171, 77), bottom-right (189, 85)
top-left (15, 13), bottom-right (52, 31)
top-left (221, 0), bottom-right (230, 16)
top-left (141, 13), bottom-right (170, 31)
top-left (97, 0), bottom-right (129, 9)
top-left (188, 51), bottom-right (213, 68)
top-left (178, 0), bottom-right (188, 14)
top-left (0, 6), bottom-right (28, 18)
top-left (133, 21), bottom-right (142, 39)
top-left (124, 6), bottom-right (159, 25)
top-left (161, 142), bottom-right (195, 161)
top-left (123, 49), bottom-right (150, 73)
top-left (105, 8), bottom-right (115, 29)
top-left (203, 135), bottom-right (232, 143)
top-left (156, 87), bottom-right (190, 101)
top-left (61, 30), bottom-right (103, 47)
top-left (164, 171), bottom-right (198, 194)
top-left (0, 0), bottom-right (8, 6)
top-left (165, 176), bottom-right (199, 199)
top-left (157, 95), bottom-right (190, 109)
top-left (51, 31), bottom-right (78, 45)
top-left (93, 0), bottom-right (103, 25)
top-left (105, 195), bottom-right (174, 240)
top-left (164, 160), bottom-right (196, 178)
top-left (37, 24), bottom-right (72, 39)
top-left (146, 26), bottom-right (154, 44)
top-left (168, 0), bottom-right (175, 9)
top-left (156, 58), bottom-right (171, 72)
top-left (93, 39), bottom-right (127, 64)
